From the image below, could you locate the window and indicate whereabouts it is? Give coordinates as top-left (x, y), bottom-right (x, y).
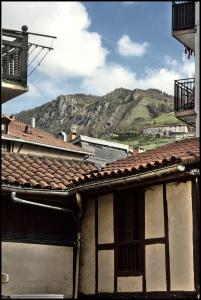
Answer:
top-left (115, 188), bottom-right (144, 276)
top-left (1, 141), bottom-right (10, 152)
top-left (1, 123), bottom-right (7, 134)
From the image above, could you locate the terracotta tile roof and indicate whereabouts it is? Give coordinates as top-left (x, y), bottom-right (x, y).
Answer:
top-left (2, 153), bottom-right (97, 190)
top-left (74, 138), bottom-right (200, 184)
top-left (1, 116), bottom-right (91, 154)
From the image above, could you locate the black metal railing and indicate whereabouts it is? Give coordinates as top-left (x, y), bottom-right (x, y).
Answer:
top-left (174, 78), bottom-right (195, 111)
top-left (2, 26), bottom-right (29, 85)
top-left (172, 1), bottom-right (195, 31)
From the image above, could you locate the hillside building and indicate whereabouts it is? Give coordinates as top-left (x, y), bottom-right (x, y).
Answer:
top-left (142, 124), bottom-right (195, 138)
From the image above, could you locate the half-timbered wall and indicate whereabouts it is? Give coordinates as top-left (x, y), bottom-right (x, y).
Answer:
top-left (79, 199), bottom-right (96, 295)
top-left (79, 179), bottom-right (197, 297)
top-left (166, 181), bottom-right (194, 291)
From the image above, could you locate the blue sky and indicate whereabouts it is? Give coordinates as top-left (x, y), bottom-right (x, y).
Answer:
top-left (2, 1), bottom-right (195, 115)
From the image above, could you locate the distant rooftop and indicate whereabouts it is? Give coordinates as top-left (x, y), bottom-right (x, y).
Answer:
top-left (1, 115), bottom-right (92, 155)
top-left (71, 135), bottom-right (133, 153)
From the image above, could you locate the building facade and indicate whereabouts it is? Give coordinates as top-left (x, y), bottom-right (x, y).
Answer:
top-left (78, 138), bottom-right (200, 299)
top-left (142, 124), bottom-right (191, 137)
top-left (172, 1), bottom-right (200, 137)
top-left (2, 138), bottom-right (200, 299)
top-left (70, 135), bottom-right (133, 168)
top-left (1, 115), bottom-right (92, 160)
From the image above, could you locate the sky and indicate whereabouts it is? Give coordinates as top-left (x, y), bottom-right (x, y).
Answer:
top-left (2, 1), bottom-right (195, 115)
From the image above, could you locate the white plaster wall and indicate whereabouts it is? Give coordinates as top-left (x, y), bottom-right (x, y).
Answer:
top-left (12, 142), bottom-right (85, 160)
top-left (98, 193), bottom-right (114, 244)
top-left (195, 1), bottom-right (200, 137)
top-left (79, 199), bottom-right (95, 295)
top-left (166, 181), bottom-right (194, 291)
top-left (2, 242), bottom-right (73, 298)
top-left (98, 250), bottom-right (114, 293)
top-left (117, 276), bottom-right (143, 292)
top-left (145, 185), bottom-right (164, 239)
top-left (145, 244), bottom-right (166, 291)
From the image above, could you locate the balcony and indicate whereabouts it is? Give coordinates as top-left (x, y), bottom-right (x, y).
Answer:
top-left (1, 26), bottom-right (29, 103)
top-left (172, 1), bottom-right (196, 51)
top-left (174, 78), bottom-right (196, 126)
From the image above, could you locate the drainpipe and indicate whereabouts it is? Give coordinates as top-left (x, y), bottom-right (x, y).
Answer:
top-left (11, 192), bottom-right (79, 231)
top-left (74, 192), bottom-right (82, 299)
top-left (11, 192), bottom-right (83, 299)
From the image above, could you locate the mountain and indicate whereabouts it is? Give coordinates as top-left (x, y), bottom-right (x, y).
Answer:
top-left (14, 88), bottom-right (178, 138)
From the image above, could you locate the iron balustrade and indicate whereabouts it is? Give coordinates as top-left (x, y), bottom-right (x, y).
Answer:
top-left (2, 26), bottom-right (29, 85)
top-left (2, 26), bottom-right (56, 86)
top-left (172, 1), bottom-right (195, 31)
top-left (174, 78), bottom-right (195, 111)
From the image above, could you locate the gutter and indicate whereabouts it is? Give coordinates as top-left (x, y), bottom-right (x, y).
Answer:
top-left (2, 164), bottom-right (188, 197)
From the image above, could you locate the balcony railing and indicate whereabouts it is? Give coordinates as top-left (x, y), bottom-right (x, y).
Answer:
top-left (172, 1), bottom-right (195, 31)
top-left (174, 78), bottom-right (195, 111)
top-left (2, 26), bottom-right (29, 85)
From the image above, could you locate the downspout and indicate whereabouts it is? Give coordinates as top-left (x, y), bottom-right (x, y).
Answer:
top-left (11, 192), bottom-right (79, 229)
top-left (74, 192), bottom-right (82, 299)
top-left (11, 192), bottom-right (82, 299)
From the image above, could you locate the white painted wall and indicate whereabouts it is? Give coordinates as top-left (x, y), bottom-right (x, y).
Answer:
top-left (79, 199), bottom-right (95, 295)
top-left (145, 185), bottom-right (164, 239)
top-left (145, 244), bottom-right (167, 291)
top-left (12, 141), bottom-right (86, 160)
top-left (98, 250), bottom-right (114, 293)
top-left (2, 242), bottom-right (73, 298)
top-left (117, 276), bottom-right (143, 292)
top-left (98, 193), bottom-right (114, 244)
top-left (166, 181), bottom-right (194, 291)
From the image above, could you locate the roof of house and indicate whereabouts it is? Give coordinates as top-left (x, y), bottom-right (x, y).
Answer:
top-left (71, 135), bottom-right (133, 153)
top-left (73, 137), bottom-right (200, 184)
top-left (2, 138), bottom-right (199, 191)
top-left (2, 152), bottom-right (97, 190)
top-left (1, 115), bottom-right (92, 155)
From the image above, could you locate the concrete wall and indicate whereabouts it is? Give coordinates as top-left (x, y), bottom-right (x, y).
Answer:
top-left (145, 244), bottom-right (166, 291)
top-left (12, 141), bottom-right (85, 160)
top-left (2, 242), bottom-right (73, 298)
top-left (166, 181), bottom-right (194, 291)
top-left (145, 185), bottom-right (164, 239)
top-left (79, 199), bottom-right (96, 295)
top-left (98, 193), bottom-right (114, 244)
top-left (98, 250), bottom-right (114, 293)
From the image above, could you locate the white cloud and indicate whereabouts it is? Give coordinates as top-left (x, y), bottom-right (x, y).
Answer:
top-left (121, 2), bottom-right (135, 5)
top-left (117, 35), bottom-right (149, 57)
top-left (81, 64), bottom-right (137, 95)
top-left (2, 2), bottom-right (108, 79)
top-left (81, 55), bottom-right (195, 96)
top-left (164, 55), bottom-right (178, 67)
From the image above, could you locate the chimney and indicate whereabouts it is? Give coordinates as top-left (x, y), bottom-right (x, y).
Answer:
top-left (68, 124), bottom-right (77, 142)
top-left (31, 117), bottom-right (35, 128)
top-left (25, 125), bottom-right (32, 134)
top-left (58, 131), bottom-right (67, 142)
